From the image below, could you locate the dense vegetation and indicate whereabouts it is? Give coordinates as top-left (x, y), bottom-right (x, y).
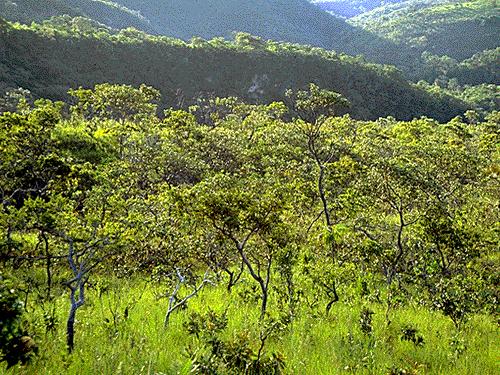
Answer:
top-left (0, 0), bottom-right (424, 69)
top-left (0, 0), bottom-right (155, 33)
top-left (3, 1), bottom-right (497, 85)
top-left (1, 0), bottom-right (498, 373)
top-left (420, 48), bottom-right (500, 86)
top-left (416, 47), bottom-right (500, 115)
top-left (0, 83), bottom-right (498, 374)
top-left (0, 17), bottom-right (471, 121)
top-left (352, 0), bottom-right (499, 60)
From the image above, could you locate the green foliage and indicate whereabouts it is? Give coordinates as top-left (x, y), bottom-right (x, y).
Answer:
top-left (68, 83), bottom-right (160, 123)
top-left (0, 0), bottom-right (423, 68)
top-left (0, 17), bottom-right (470, 121)
top-left (0, 273), bottom-right (37, 368)
top-left (418, 80), bottom-right (499, 115)
top-left (0, 0), bottom-right (154, 33)
top-left (359, 307), bottom-right (375, 335)
top-left (352, 0), bottom-right (499, 60)
top-left (430, 275), bottom-right (484, 328)
top-left (400, 324), bottom-right (425, 346)
top-left (185, 310), bottom-right (286, 374)
top-left (1, 0), bottom-right (498, 87)
top-left (0, 88), bottom-right (32, 114)
top-left (184, 309), bottom-right (229, 338)
top-left (0, 84), bottom-right (497, 372)
top-left (286, 83), bottom-right (351, 123)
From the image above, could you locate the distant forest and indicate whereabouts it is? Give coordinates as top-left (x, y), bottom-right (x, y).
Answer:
top-left (0, 18), bottom-right (471, 121)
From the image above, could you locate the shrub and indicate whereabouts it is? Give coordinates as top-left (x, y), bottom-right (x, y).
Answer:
top-left (0, 273), bottom-right (37, 368)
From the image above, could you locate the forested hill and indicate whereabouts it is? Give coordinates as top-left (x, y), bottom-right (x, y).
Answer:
top-left (0, 0), bottom-right (156, 33)
top-left (352, 0), bottom-right (500, 60)
top-left (421, 47), bottom-right (500, 86)
top-left (0, 0), bottom-right (419, 69)
top-left (108, 0), bottom-right (375, 45)
top-left (0, 18), bottom-right (468, 121)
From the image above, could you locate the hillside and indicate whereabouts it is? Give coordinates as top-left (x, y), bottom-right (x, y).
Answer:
top-left (1, 1), bottom-right (499, 373)
top-left (0, 17), bottom-right (468, 121)
top-left (0, 77), bottom-right (498, 375)
top-left (0, 0), bottom-right (155, 32)
top-left (311, 0), bottom-right (404, 18)
top-left (452, 48), bottom-right (500, 85)
top-left (421, 48), bottom-right (500, 85)
top-left (0, 0), bottom-right (421, 69)
top-left (352, 0), bottom-right (500, 60)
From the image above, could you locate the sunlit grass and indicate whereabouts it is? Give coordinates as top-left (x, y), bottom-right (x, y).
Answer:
top-left (3, 276), bottom-right (499, 374)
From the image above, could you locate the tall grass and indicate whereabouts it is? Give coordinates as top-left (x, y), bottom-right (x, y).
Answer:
top-left (3, 276), bottom-right (498, 374)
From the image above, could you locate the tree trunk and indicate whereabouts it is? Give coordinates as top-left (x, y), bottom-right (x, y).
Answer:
top-left (235, 240), bottom-right (271, 320)
top-left (225, 268), bottom-right (235, 292)
top-left (260, 283), bottom-right (268, 320)
top-left (325, 281), bottom-right (339, 314)
top-left (42, 232), bottom-right (51, 299)
top-left (224, 262), bottom-right (244, 293)
top-left (318, 165), bottom-right (332, 227)
top-left (67, 304), bottom-right (77, 353)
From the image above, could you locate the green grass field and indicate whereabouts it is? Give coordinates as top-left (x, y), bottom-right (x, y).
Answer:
top-left (4, 276), bottom-right (498, 374)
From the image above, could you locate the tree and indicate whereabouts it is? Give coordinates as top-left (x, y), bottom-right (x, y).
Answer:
top-left (0, 88), bottom-right (32, 114)
top-left (285, 86), bottom-right (352, 311)
top-left (69, 83), bottom-right (161, 123)
top-left (190, 173), bottom-right (289, 319)
top-left (56, 182), bottom-right (132, 352)
top-left (286, 85), bottom-right (351, 230)
top-left (233, 32), bottom-right (266, 50)
top-left (285, 83), bottom-right (350, 124)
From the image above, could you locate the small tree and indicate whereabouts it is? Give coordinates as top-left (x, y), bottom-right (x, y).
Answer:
top-left (52, 183), bottom-right (128, 353)
top-left (285, 83), bottom-right (350, 124)
top-left (233, 32), bottom-right (267, 50)
top-left (286, 85), bottom-right (352, 311)
top-left (69, 83), bottom-right (161, 123)
top-left (58, 228), bottom-right (111, 353)
top-left (286, 84), bottom-right (351, 230)
top-left (190, 173), bottom-right (288, 319)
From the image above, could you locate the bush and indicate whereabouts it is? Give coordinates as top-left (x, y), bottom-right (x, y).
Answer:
top-left (184, 310), bottom-right (286, 374)
top-left (0, 273), bottom-right (37, 368)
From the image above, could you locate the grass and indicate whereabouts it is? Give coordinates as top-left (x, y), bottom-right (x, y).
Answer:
top-left (3, 276), bottom-right (499, 374)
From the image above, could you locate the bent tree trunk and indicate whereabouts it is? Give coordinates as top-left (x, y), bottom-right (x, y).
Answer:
top-left (325, 280), bottom-right (339, 314)
top-left (236, 241), bottom-right (272, 320)
top-left (164, 269), bottom-right (212, 327)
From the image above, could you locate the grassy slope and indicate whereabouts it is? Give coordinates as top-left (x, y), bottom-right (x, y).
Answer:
top-left (351, 0), bottom-right (500, 60)
top-left (0, 19), bottom-right (468, 121)
top-left (2, 277), bottom-right (498, 374)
